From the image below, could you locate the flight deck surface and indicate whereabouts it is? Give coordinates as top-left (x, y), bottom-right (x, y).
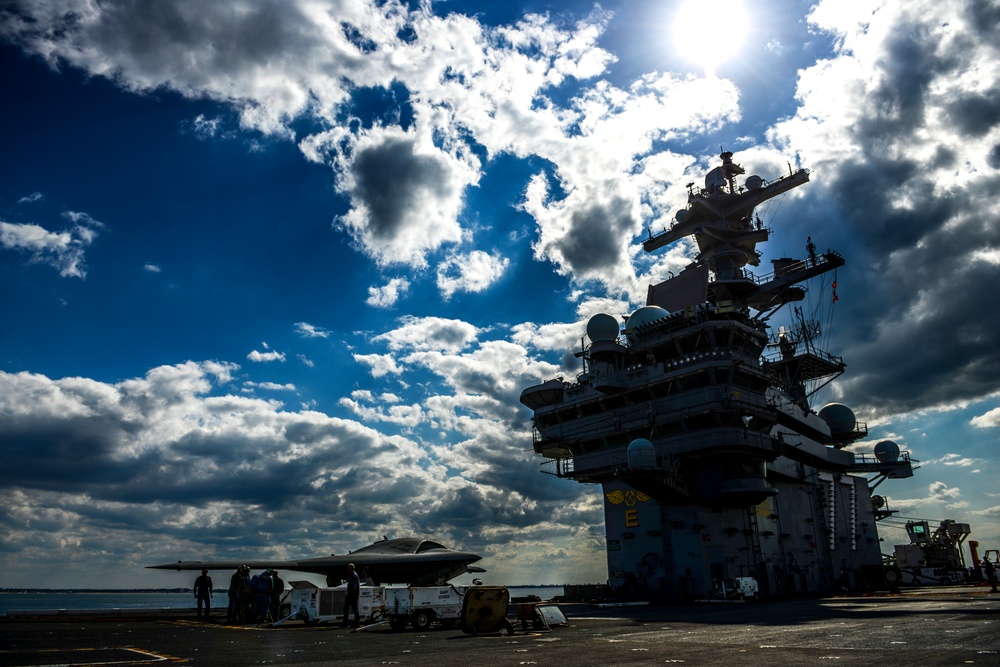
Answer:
top-left (2, 586), bottom-right (998, 666)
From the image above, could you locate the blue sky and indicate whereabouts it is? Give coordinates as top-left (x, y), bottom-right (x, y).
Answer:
top-left (2, 0), bottom-right (999, 589)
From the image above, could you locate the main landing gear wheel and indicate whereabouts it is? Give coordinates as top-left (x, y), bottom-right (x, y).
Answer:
top-left (412, 610), bottom-right (433, 630)
top-left (884, 566), bottom-right (902, 593)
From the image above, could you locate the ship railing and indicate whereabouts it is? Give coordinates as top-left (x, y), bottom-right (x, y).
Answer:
top-left (539, 458), bottom-right (562, 477)
top-left (538, 386), bottom-right (774, 445)
top-left (627, 306), bottom-right (764, 346)
top-left (543, 429), bottom-right (778, 479)
top-left (540, 450), bottom-right (621, 478)
top-left (647, 213), bottom-right (774, 242)
top-left (709, 267), bottom-right (765, 285)
top-left (707, 251), bottom-right (845, 289)
top-left (563, 454), bottom-right (580, 477)
top-left (760, 345), bottom-right (845, 366)
top-left (627, 308), bottom-right (702, 339)
top-left (852, 451), bottom-right (911, 466)
top-left (688, 170), bottom-right (806, 201)
top-left (754, 250), bottom-right (845, 284)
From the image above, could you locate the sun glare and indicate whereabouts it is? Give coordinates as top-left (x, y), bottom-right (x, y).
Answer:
top-left (671, 0), bottom-right (750, 77)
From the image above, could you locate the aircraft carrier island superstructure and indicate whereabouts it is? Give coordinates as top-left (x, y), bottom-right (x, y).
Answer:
top-left (520, 151), bottom-right (914, 600)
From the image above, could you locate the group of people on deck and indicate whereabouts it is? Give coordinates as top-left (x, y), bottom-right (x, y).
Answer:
top-left (225, 566), bottom-right (285, 623)
top-left (190, 566), bottom-right (285, 623)
top-left (195, 563), bottom-right (361, 625)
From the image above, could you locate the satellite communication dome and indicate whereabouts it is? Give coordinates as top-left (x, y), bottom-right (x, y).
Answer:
top-left (586, 313), bottom-right (620, 343)
top-left (625, 306), bottom-right (669, 331)
top-left (818, 403), bottom-right (857, 436)
top-left (874, 440), bottom-right (901, 463)
top-left (675, 209), bottom-right (689, 223)
top-left (745, 174), bottom-right (763, 190)
top-left (627, 438), bottom-right (656, 468)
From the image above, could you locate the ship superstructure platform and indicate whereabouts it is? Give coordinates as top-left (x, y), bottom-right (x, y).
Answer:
top-left (521, 152), bottom-right (913, 600)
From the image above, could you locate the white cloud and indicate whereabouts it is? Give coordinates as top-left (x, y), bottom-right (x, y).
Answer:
top-left (143, 262), bottom-right (161, 273)
top-left (338, 396), bottom-right (424, 427)
top-left (0, 363), bottom-right (457, 574)
top-left (295, 322), bottom-right (330, 338)
top-left (436, 250), bottom-right (509, 299)
top-left (971, 249), bottom-right (1000, 266)
top-left (763, 0), bottom-right (1000, 418)
top-left (511, 320), bottom-right (590, 355)
top-left (366, 277), bottom-right (410, 308)
top-left (970, 505), bottom-right (1000, 517)
top-left (405, 339), bottom-right (565, 421)
top-left (317, 125), bottom-right (477, 268)
top-left (353, 352), bottom-right (403, 377)
top-left (247, 348), bottom-right (286, 363)
top-left (190, 114), bottom-right (224, 139)
top-left (245, 381), bottom-right (296, 391)
top-left (18, 192), bottom-right (43, 204)
top-left (0, 343), bottom-right (599, 587)
top-left (373, 316), bottom-right (479, 354)
top-left (0, 0), bottom-right (403, 137)
top-left (881, 480), bottom-right (964, 512)
top-left (971, 407), bottom-right (1000, 429)
top-left (519, 74), bottom-right (740, 291)
top-left (924, 453), bottom-right (983, 468)
top-left (0, 211), bottom-right (104, 278)
top-left (0, 0), bottom-right (740, 284)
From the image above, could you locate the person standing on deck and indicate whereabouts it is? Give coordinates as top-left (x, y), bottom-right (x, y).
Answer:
top-left (343, 563), bottom-right (360, 627)
top-left (270, 570), bottom-right (285, 621)
top-left (250, 569), bottom-right (273, 622)
top-left (193, 569), bottom-right (213, 621)
top-left (227, 565), bottom-right (249, 623)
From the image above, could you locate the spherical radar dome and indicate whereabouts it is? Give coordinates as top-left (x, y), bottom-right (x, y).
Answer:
top-left (587, 313), bottom-right (620, 342)
top-left (818, 403), bottom-right (857, 436)
top-left (627, 438), bottom-right (656, 468)
top-left (625, 306), bottom-right (669, 331)
top-left (874, 440), bottom-right (901, 463)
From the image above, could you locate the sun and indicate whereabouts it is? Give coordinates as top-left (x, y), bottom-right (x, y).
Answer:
top-left (670, 0), bottom-right (751, 77)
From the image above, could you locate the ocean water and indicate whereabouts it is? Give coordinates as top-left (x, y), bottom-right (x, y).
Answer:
top-left (0, 586), bottom-right (564, 614)
top-left (0, 592), bottom-right (196, 613)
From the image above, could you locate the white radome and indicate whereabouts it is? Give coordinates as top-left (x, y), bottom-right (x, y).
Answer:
top-left (587, 313), bottom-right (621, 342)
